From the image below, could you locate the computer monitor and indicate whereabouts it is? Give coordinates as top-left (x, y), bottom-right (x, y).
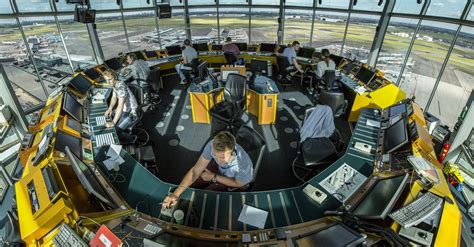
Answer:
top-left (351, 174), bottom-right (408, 219)
top-left (104, 57), bottom-right (122, 71)
top-left (355, 67), bottom-right (376, 84)
top-left (193, 43), bottom-right (209, 52)
top-left (329, 54), bottom-right (344, 67)
top-left (55, 130), bottom-right (82, 160)
top-left (250, 59), bottom-right (268, 75)
top-left (166, 45), bottom-right (182, 56)
top-left (130, 50), bottom-right (145, 60)
top-left (68, 73), bottom-right (91, 95)
top-left (384, 118), bottom-right (409, 154)
top-left (62, 91), bottom-right (83, 122)
top-left (83, 68), bottom-right (101, 81)
top-left (66, 115), bottom-right (81, 133)
top-left (292, 223), bottom-right (365, 247)
top-left (235, 42), bottom-right (247, 52)
top-left (389, 103), bottom-right (406, 118)
top-left (259, 43), bottom-right (276, 53)
top-left (65, 146), bottom-right (117, 208)
top-left (342, 63), bottom-right (358, 74)
top-left (145, 50), bottom-right (158, 59)
top-left (297, 47), bottom-right (315, 59)
top-left (197, 61), bottom-right (209, 82)
top-left (211, 44), bottom-right (223, 51)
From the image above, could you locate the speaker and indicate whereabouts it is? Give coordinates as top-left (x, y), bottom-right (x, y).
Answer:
top-left (74, 6), bottom-right (96, 23)
top-left (157, 4), bottom-right (172, 19)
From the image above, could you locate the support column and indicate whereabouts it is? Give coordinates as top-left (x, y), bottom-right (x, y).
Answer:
top-left (367, 0), bottom-right (395, 68)
top-left (86, 23), bottom-right (105, 64)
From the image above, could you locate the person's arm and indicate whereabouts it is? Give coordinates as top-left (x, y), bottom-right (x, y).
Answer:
top-left (111, 97), bottom-right (124, 125)
top-left (162, 155), bottom-right (210, 208)
top-left (316, 63), bottom-right (324, 78)
top-left (293, 58), bottom-right (303, 73)
top-left (182, 54), bottom-right (187, 64)
top-left (105, 92), bottom-right (117, 117)
top-left (215, 175), bottom-right (244, 187)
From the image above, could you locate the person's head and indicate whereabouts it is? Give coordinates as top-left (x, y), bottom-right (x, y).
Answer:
top-left (183, 39), bottom-right (191, 47)
top-left (226, 37), bottom-right (232, 43)
top-left (126, 53), bottom-right (137, 64)
top-left (292, 41), bottom-right (300, 51)
top-left (321, 48), bottom-right (330, 60)
top-left (102, 69), bottom-right (117, 86)
top-left (212, 131), bottom-right (236, 165)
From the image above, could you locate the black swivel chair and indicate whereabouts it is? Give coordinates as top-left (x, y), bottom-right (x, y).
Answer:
top-left (319, 70), bottom-right (338, 90)
top-left (229, 125), bottom-right (266, 191)
top-left (276, 55), bottom-right (296, 86)
top-left (224, 52), bottom-right (238, 65)
top-left (318, 90), bottom-right (348, 118)
top-left (209, 74), bottom-right (247, 134)
top-left (0, 211), bottom-right (23, 246)
top-left (183, 58), bottom-right (200, 84)
top-left (292, 106), bottom-right (344, 182)
top-left (127, 84), bottom-right (150, 146)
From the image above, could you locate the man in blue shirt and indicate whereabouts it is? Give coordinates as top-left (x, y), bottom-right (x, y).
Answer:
top-left (162, 131), bottom-right (253, 209)
top-left (281, 40), bottom-right (304, 73)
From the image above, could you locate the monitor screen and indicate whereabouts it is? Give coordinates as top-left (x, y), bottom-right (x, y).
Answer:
top-left (355, 67), bottom-right (376, 84)
top-left (193, 43), bottom-right (209, 52)
top-left (68, 73), bottom-right (91, 95)
top-left (84, 68), bottom-right (101, 81)
top-left (104, 57), bottom-right (122, 71)
top-left (145, 50), bottom-right (158, 58)
top-left (211, 44), bottom-right (223, 51)
top-left (66, 116), bottom-right (81, 133)
top-left (251, 59), bottom-right (268, 74)
top-left (297, 47), bottom-right (315, 59)
top-left (389, 103), bottom-right (406, 118)
top-left (55, 130), bottom-right (82, 160)
top-left (65, 146), bottom-right (117, 209)
top-left (342, 63), bottom-right (358, 73)
top-left (235, 43), bottom-right (247, 52)
top-left (166, 45), bottom-right (182, 56)
top-left (131, 50), bottom-right (145, 60)
top-left (329, 54), bottom-right (344, 67)
top-left (259, 43), bottom-right (276, 53)
top-left (351, 174), bottom-right (408, 219)
top-left (384, 118), bottom-right (409, 153)
top-left (62, 91), bottom-right (83, 122)
top-left (292, 223), bottom-right (364, 247)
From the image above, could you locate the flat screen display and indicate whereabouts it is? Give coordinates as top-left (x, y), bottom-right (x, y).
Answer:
top-left (329, 54), bottom-right (344, 67)
top-left (389, 103), bottom-right (407, 118)
top-left (68, 73), bottom-right (91, 95)
top-left (384, 118), bottom-right (409, 153)
top-left (166, 45), bottom-right (182, 56)
top-left (235, 43), bottom-right (247, 52)
top-left (62, 91), bottom-right (83, 122)
top-left (104, 57), bottom-right (122, 70)
top-left (55, 130), bottom-right (82, 160)
top-left (193, 43), bottom-right (209, 52)
top-left (259, 43), bottom-right (276, 53)
top-left (355, 67), bottom-right (376, 84)
top-left (84, 68), bottom-right (101, 81)
top-left (297, 47), bottom-right (315, 59)
top-left (211, 44), bottom-right (223, 51)
top-left (146, 50), bottom-right (158, 58)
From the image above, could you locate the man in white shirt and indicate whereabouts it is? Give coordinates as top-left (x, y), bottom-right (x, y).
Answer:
top-left (175, 39), bottom-right (198, 85)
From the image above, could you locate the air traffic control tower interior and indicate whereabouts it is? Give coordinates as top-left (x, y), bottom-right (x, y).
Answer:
top-left (0, 0), bottom-right (473, 246)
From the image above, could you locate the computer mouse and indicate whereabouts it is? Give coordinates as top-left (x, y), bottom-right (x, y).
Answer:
top-left (417, 231), bottom-right (428, 239)
top-left (315, 191), bottom-right (322, 197)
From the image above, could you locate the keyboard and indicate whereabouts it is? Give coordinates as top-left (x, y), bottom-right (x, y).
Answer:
top-left (389, 192), bottom-right (443, 228)
top-left (143, 223), bottom-right (162, 235)
top-left (95, 116), bottom-right (106, 126)
top-left (53, 224), bottom-right (88, 247)
top-left (95, 132), bottom-right (116, 147)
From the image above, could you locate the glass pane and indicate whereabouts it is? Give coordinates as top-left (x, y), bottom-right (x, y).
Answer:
top-left (219, 7), bottom-right (249, 43)
top-left (286, 0), bottom-right (313, 7)
top-left (190, 8), bottom-right (218, 43)
top-left (170, 0), bottom-right (184, 6)
top-left (95, 13), bottom-right (129, 59)
top-left (427, 26), bottom-right (474, 129)
top-left (0, 174), bottom-right (6, 202)
top-left (312, 11), bottom-right (348, 54)
top-left (157, 9), bottom-right (186, 47)
top-left (352, 0), bottom-right (384, 12)
top-left (427, 0), bottom-right (468, 19)
top-left (284, 9), bottom-right (313, 46)
top-left (91, 0), bottom-right (120, 10)
top-left (16, 0), bottom-right (51, 12)
top-left (393, 0), bottom-right (423, 14)
top-left (469, 6), bottom-right (474, 20)
top-left (0, 19), bottom-right (47, 110)
top-left (0, 2), bottom-right (12, 13)
top-left (376, 17), bottom-right (418, 82)
top-left (398, 21), bottom-right (458, 110)
top-left (250, 8), bottom-right (279, 44)
top-left (343, 13), bottom-right (380, 62)
top-left (253, 0), bottom-right (280, 5)
top-left (219, 0), bottom-right (247, 4)
top-left (123, 11), bottom-right (161, 51)
top-left (55, 1), bottom-right (76, 12)
top-left (189, 0), bottom-right (215, 5)
top-left (123, 0), bottom-right (153, 8)
top-left (318, 0), bottom-right (350, 9)
top-left (58, 16), bottom-right (97, 70)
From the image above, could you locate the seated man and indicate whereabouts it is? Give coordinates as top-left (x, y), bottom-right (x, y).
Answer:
top-left (175, 39), bottom-right (198, 85)
top-left (103, 69), bottom-right (138, 144)
top-left (123, 53), bottom-right (150, 87)
top-left (316, 49), bottom-right (336, 78)
top-left (282, 40), bottom-right (304, 74)
top-left (162, 131), bottom-right (253, 209)
top-left (223, 37), bottom-right (241, 65)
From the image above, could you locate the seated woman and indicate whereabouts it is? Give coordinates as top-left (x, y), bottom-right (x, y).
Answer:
top-left (316, 48), bottom-right (336, 78)
top-left (162, 131), bottom-right (253, 209)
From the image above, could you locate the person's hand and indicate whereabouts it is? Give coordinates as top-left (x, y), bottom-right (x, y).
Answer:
top-left (104, 109), bottom-right (112, 118)
top-left (162, 194), bottom-right (178, 209)
top-left (200, 169), bottom-right (215, 182)
top-left (298, 68), bottom-right (304, 73)
top-left (105, 122), bottom-right (114, 128)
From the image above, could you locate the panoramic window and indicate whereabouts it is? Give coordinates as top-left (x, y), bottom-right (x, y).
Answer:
top-left (188, 0), bottom-right (215, 5)
top-left (155, 9), bottom-right (186, 48)
top-left (219, 7), bottom-right (249, 44)
top-left (426, 0), bottom-right (468, 19)
top-left (250, 8), bottom-right (279, 44)
top-left (189, 8), bottom-right (219, 44)
top-left (55, 1), bottom-right (76, 12)
top-left (343, 13), bottom-right (381, 62)
top-left (122, 0), bottom-right (154, 8)
top-left (352, 0), bottom-right (385, 12)
top-left (90, 0), bottom-right (120, 10)
top-left (123, 10), bottom-right (160, 51)
top-left (286, 0), bottom-right (314, 7)
top-left (95, 13), bottom-right (129, 59)
top-left (312, 11), bottom-right (348, 54)
top-left (219, 0), bottom-right (248, 4)
top-left (427, 26), bottom-right (474, 129)
top-left (398, 21), bottom-right (458, 110)
top-left (284, 9), bottom-right (314, 46)
top-left (393, 0), bottom-right (423, 14)
top-left (377, 17), bottom-right (419, 82)
top-left (16, 0), bottom-right (51, 12)
top-left (252, 0), bottom-right (280, 5)
top-left (318, 0), bottom-right (350, 9)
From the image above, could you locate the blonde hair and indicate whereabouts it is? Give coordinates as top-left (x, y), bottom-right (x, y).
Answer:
top-left (102, 69), bottom-right (116, 80)
top-left (213, 131), bottom-right (235, 152)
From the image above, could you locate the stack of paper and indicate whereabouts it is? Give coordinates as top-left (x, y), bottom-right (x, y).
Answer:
top-left (238, 204), bottom-right (268, 229)
top-left (103, 144), bottom-right (125, 171)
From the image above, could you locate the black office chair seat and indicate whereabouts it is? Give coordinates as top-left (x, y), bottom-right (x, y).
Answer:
top-left (301, 137), bottom-right (338, 167)
top-left (209, 101), bottom-right (238, 122)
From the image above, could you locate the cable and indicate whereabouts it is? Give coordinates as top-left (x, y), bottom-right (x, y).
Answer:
top-left (78, 215), bottom-right (102, 227)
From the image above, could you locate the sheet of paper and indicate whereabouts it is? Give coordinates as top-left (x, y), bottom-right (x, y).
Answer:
top-left (355, 85), bottom-right (367, 95)
top-left (366, 119), bottom-right (381, 128)
top-left (238, 204), bottom-right (268, 229)
top-left (104, 144), bottom-right (124, 170)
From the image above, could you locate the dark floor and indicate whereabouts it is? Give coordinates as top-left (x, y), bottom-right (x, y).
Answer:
top-left (142, 74), bottom-right (352, 191)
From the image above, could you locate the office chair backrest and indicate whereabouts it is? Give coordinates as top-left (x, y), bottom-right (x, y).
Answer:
top-left (276, 55), bottom-right (291, 71)
top-left (128, 83), bottom-right (145, 106)
top-left (319, 90), bottom-right (347, 118)
top-left (189, 58), bottom-right (200, 73)
top-left (224, 74), bottom-right (247, 104)
top-left (224, 52), bottom-right (237, 65)
top-left (321, 70), bottom-right (336, 89)
top-left (147, 67), bottom-right (160, 91)
top-left (235, 126), bottom-right (266, 184)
